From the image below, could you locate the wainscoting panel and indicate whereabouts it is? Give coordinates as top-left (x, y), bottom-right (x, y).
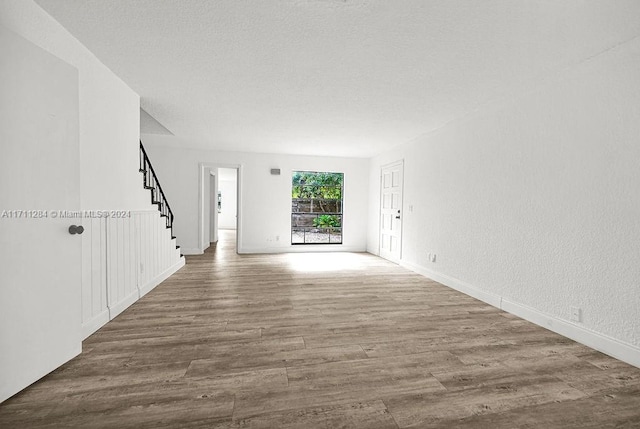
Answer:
top-left (80, 217), bottom-right (109, 340)
top-left (81, 210), bottom-right (184, 339)
top-left (106, 216), bottom-right (138, 320)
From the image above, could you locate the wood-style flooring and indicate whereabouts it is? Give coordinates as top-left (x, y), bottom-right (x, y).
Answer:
top-left (1, 230), bottom-right (639, 428)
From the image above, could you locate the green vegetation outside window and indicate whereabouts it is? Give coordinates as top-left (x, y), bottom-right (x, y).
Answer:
top-left (291, 171), bottom-right (343, 244)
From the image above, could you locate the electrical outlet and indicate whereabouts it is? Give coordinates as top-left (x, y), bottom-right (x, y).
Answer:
top-left (276, 235), bottom-right (280, 242)
top-left (431, 253), bottom-right (437, 263)
top-left (570, 306), bottom-right (582, 322)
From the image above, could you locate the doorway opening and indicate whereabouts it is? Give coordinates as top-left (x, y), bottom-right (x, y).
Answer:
top-left (214, 167), bottom-right (238, 234)
top-left (199, 163), bottom-right (242, 254)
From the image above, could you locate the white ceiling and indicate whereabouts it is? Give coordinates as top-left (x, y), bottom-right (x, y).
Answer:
top-left (36, 0), bottom-right (640, 158)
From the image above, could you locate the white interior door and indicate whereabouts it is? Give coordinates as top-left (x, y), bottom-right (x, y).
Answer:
top-left (379, 161), bottom-right (404, 263)
top-left (0, 26), bottom-right (82, 403)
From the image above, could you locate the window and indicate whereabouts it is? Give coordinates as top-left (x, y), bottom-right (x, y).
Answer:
top-left (291, 171), bottom-right (343, 245)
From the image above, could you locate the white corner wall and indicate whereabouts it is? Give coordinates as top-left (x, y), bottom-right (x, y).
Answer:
top-left (0, 0), bottom-right (150, 212)
top-left (368, 36), bottom-right (640, 366)
top-left (142, 137), bottom-right (370, 255)
top-left (1, 1), bottom-right (184, 342)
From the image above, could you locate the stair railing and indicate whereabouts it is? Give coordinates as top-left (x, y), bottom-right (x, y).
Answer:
top-left (139, 141), bottom-right (174, 235)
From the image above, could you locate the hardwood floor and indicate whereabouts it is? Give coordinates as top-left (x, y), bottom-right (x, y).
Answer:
top-left (1, 230), bottom-right (639, 428)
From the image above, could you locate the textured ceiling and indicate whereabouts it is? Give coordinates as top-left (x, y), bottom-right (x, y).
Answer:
top-left (36, 0), bottom-right (640, 157)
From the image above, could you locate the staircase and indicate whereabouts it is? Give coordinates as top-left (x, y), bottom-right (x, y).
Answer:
top-left (139, 141), bottom-right (181, 256)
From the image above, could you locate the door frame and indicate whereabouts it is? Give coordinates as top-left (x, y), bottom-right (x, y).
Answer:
top-left (209, 171), bottom-right (217, 243)
top-left (379, 160), bottom-right (404, 263)
top-left (198, 162), bottom-right (243, 254)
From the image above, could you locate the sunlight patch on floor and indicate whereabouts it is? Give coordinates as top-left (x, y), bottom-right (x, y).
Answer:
top-left (286, 252), bottom-right (366, 272)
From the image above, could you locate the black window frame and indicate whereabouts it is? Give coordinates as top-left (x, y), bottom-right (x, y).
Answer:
top-left (291, 171), bottom-right (344, 245)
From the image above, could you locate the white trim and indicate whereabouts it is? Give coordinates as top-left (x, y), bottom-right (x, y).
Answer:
top-left (133, 210), bottom-right (140, 321)
top-left (380, 159), bottom-right (405, 169)
top-left (210, 172), bottom-right (218, 243)
top-left (108, 289), bottom-right (139, 320)
top-left (181, 247), bottom-right (204, 255)
top-left (81, 309), bottom-right (110, 340)
top-left (198, 163), bottom-right (243, 255)
top-left (501, 298), bottom-right (640, 368)
top-left (138, 257), bottom-right (185, 297)
top-left (80, 209), bottom-right (160, 215)
top-left (129, 209), bottom-right (162, 214)
top-left (400, 260), bottom-right (640, 369)
top-left (105, 216), bottom-right (113, 308)
top-left (400, 260), bottom-right (502, 308)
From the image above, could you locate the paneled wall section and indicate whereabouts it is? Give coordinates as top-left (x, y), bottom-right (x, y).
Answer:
top-left (80, 210), bottom-right (184, 339)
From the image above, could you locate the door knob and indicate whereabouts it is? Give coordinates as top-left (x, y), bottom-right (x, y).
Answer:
top-left (68, 225), bottom-right (84, 235)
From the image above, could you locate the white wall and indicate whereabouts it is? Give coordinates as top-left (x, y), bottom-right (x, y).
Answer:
top-left (142, 138), bottom-right (370, 254)
top-left (0, 0), bottom-right (149, 211)
top-left (0, 1), bottom-right (184, 344)
top-left (368, 35), bottom-right (640, 365)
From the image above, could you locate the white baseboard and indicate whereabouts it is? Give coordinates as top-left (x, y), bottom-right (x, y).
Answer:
top-left (181, 248), bottom-right (204, 255)
top-left (401, 261), bottom-right (502, 308)
top-left (400, 260), bottom-right (640, 369)
top-left (82, 258), bottom-right (185, 340)
top-left (501, 298), bottom-right (640, 368)
top-left (108, 289), bottom-right (139, 320)
top-left (138, 257), bottom-right (185, 298)
top-left (81, 309), bottom-right (110, 340)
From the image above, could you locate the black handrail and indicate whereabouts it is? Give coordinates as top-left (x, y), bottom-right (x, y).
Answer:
top-left (139, 141), bottom-right (174, 233)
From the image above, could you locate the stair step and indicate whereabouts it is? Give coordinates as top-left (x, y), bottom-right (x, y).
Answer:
top-left (144, 186), bottom-right (154, 190)
top-left (171, 236), bottom-right (176, 240)
top-left (138, 168), bottom-right (146, 173)
top-left (176, 245), bottom-right (180, 250)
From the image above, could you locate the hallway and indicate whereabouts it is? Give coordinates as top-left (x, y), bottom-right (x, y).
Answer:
top-left (1, 231), bottom-right (639, 428)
